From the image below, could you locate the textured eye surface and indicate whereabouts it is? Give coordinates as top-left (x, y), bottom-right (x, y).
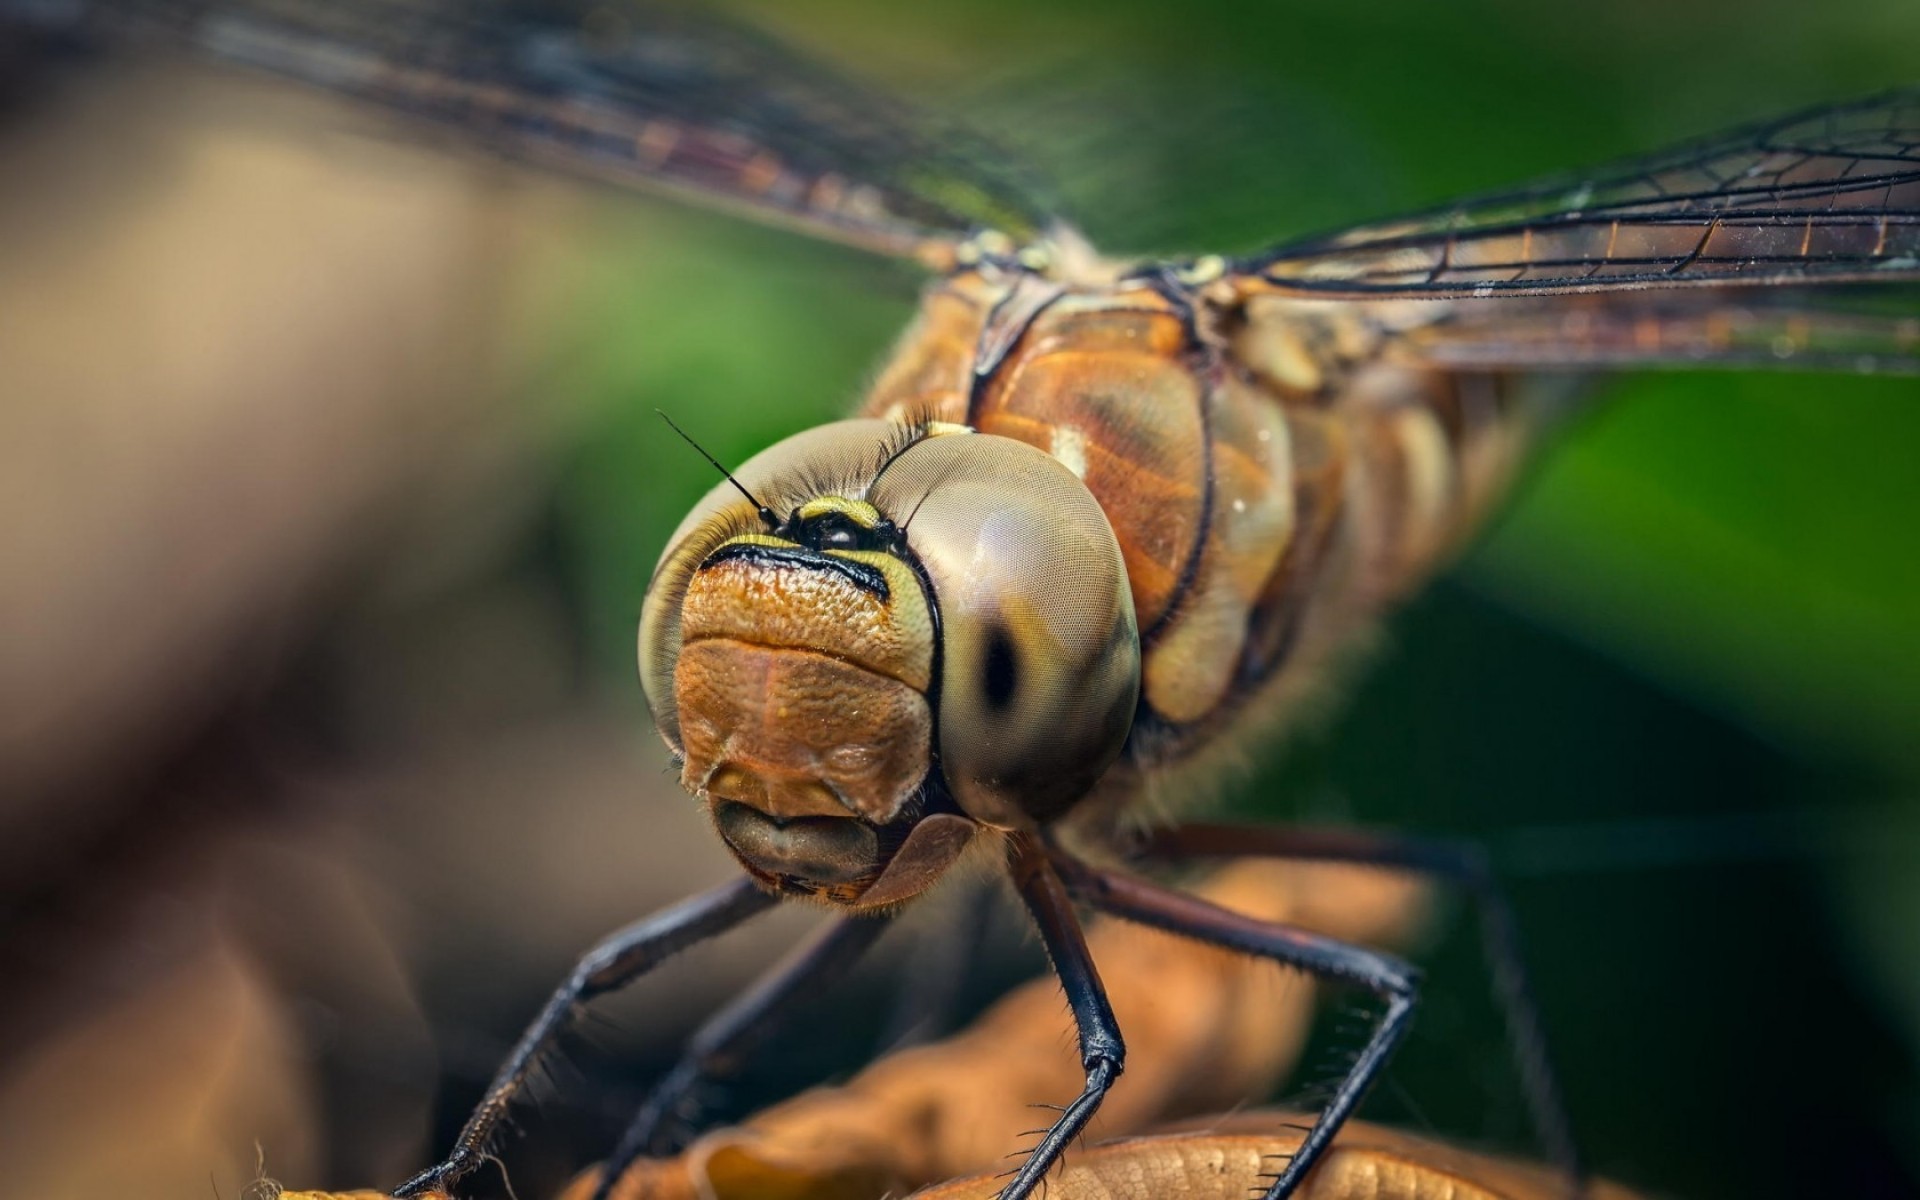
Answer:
top-left (869, 432), bottom-right (1140, 827)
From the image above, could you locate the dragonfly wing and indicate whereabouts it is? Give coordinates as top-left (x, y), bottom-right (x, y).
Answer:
top-left (4, 0), bottom-right (1058, 265)
top-left (1234, 89), bottom-right (1920, 297)
top-left (1377, 292), bottom-right (1920, 374)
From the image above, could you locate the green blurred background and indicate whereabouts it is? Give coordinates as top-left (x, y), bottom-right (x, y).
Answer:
top-left (1, 1), bottom-right (1916, 1197)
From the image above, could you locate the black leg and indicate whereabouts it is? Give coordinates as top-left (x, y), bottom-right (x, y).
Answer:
top-left (997, 834), bottom-right (1126, 1200)
top-left (1128, 822), bottom-right (1582, 1186)
top-left (392, 876), bottom-right (777, 1198)
top-left (589, 912), bottom-right (896, 1200)
top-left (1051, 851), bottom-right (1416, 1200)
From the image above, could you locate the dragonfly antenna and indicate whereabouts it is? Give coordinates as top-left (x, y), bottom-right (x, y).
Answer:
top-left (657, 409), bottom-right (779, 529)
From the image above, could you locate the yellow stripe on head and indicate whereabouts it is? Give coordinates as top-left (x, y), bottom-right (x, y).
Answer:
top-left (795, 495), bottom-right (886, 528)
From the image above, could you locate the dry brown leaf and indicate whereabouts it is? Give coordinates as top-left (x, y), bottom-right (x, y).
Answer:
top-left (566, 859), bottom-right (1431, 1200)
top-left (909, 1113), bottom-right (1644, 1200)
top-left (267, 1192), bottom-right (448, 1200)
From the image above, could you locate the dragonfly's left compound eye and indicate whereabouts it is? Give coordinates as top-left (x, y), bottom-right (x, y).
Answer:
top-left (869, 432), bottom-right (1141, 828)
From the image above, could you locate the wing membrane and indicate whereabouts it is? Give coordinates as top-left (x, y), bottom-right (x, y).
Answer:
top-left (4, 0), bottom-right (1056, 263)
top-left (1240, 89), bottom-right (1920, 298)
top-left (1381, 295), bottom-right (1920, 374)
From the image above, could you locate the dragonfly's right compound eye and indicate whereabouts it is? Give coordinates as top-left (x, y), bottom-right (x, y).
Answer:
top-left (639, 420), bottom-right (969, 906)
top-left (639, 419), bottom-right (906, 756)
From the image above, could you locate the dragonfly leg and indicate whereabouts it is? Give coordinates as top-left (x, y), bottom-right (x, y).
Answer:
top-left (996, 834), bottom-right (1126, 1200)
top-left (1051, 850), bottom-right (1417, 1200)
top-left (391, 876), bottom-right (778, 1198)
top-left (1126, 822), bottom-right (1583, 1189)
top-left (589, 912), bottom-right (895, 1200)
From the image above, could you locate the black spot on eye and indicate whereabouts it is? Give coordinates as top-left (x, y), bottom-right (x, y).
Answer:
top-left (982, 627), bottom-right (1019, 712)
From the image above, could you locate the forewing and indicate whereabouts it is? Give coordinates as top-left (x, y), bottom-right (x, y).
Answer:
top-left (1381, 292), bottom-right (1920, 374)
top-left (6, 0), bottom-right (1057, 264)
top-left (1238, 89), bottom-right (1920, 297)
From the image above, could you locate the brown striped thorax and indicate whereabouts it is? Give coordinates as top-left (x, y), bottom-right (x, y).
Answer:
top-left (641, 248), bottom-right (1534, 908)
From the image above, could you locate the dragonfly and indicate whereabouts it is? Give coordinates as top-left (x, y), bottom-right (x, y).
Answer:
top-left (7, 3), bottom-right (1917, 1199)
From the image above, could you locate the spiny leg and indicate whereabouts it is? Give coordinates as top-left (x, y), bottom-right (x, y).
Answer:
top-left (589, 912), bottom-right (896, 1200)
top-left (1052, 850), bottom-right (1416, 1200)
top-left (1128, 822), bottom-right (1582, 1186)
top-left (392, 877), bottom-right (777, 1197)
top-left (997, 834), bottom-right (1125, 1200)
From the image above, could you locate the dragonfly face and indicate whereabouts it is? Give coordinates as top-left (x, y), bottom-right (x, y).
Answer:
top-left (639, 418), bottom-right (1139, 905)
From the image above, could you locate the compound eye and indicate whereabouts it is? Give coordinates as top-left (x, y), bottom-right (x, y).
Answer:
top-left (981, 626), bottom-right (1019, 712)
top-left (639, 418), bottom-right (905, 752)
top-left (866, 432), bottom-right (1140, 827)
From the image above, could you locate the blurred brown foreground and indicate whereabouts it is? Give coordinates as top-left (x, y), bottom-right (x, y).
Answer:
top-left (251, 861), bottom-right (1642, 1200)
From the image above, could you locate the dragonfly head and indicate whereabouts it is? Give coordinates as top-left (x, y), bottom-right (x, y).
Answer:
top-left (640, 419), bottom-right (1139, 907)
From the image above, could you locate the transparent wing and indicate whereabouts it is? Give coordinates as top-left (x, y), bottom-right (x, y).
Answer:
top-left (1381, 292), bottom-right (1920, 374)
top-left (1236, 89), bottom-right (1920, 298)
top-left (3, 0), bottom-right (1057, 264)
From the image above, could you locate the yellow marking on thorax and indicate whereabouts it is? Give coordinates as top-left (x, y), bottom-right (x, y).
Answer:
top-left (1388, 405), bottom-right (1457, 583)
top-left (1140, 378), bottom-right (1296, 725)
